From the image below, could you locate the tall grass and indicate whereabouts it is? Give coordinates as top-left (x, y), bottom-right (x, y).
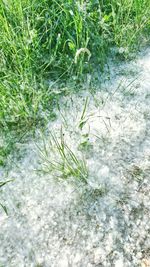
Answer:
top-left (1, 0), bottom-right (149, 79)
top-left (0, 0), bottom-right (150, 163)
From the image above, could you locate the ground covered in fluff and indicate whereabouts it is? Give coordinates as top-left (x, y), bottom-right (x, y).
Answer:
top-left (0, 48), bottom-right (150, 267)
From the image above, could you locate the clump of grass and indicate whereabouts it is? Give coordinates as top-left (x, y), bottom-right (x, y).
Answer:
top-left (38, 129), bottom-right (88, 183)
top-left (128, 164), bottom-right (144, 181)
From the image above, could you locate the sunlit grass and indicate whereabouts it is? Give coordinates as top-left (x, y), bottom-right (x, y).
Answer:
top-left (0, 0), bottom-right (150, 164)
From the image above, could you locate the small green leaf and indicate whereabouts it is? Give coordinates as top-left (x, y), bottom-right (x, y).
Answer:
top-left (79, 119), bottom-right (88, 130)
top-left (68, 41), bottom-right (75, 51)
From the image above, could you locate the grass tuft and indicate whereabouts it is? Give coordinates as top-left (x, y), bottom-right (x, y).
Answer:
top-left (38, 129), bottom-right (88, 183)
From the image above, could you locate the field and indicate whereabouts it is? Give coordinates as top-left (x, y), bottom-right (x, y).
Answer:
top-left (0, 1), bottom-right (150, 266)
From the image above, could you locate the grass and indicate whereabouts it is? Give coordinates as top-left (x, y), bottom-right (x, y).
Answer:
top-left (0, 0), bottom-right (150, 164)
top-left (37, 129), bottom-right (88, 183)
top-left (0, 179), bottom-right (13, 214)
top-left (78, 96), bottom-right (89, 130)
